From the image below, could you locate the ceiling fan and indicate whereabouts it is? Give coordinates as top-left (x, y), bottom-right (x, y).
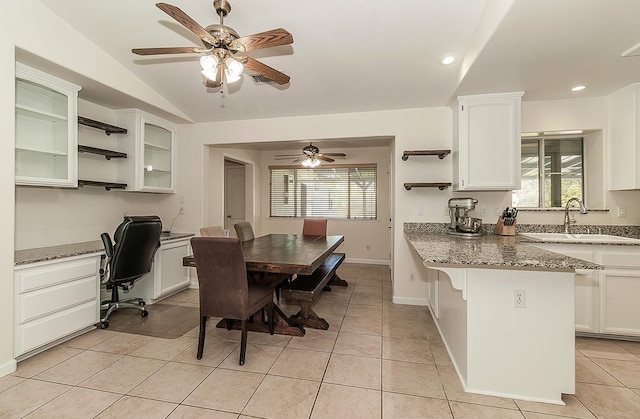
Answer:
top-left (275, 143), bottom-right (347, 167)
top-left (132, 1), bottom-right (293, 88)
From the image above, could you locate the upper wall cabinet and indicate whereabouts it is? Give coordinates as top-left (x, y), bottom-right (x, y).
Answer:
top-left (115, 109), bottom-right (176, 193)
top-left (453, 91), bottom-right (523, 191)
top-left (15, 63), bottom-right (81, 187)
top-left (609, 83), bottom-right (640, 190)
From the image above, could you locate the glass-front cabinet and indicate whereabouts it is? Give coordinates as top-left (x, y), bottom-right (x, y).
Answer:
top-left (15, 63), bottom-right (81, 187)
top-left (115, 109), bottom-right (176, 193)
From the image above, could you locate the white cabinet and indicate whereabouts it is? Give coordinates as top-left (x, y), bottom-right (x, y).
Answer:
top-left (453, 91), bottom-right (523, 191)
top-left (531, 242), bottom-right (640, 337)
top-left (15, 63), bottom-right (81, 187)
top-left (609, 83), bottom-right (640, 190)
top-left (115, 109), bottom-right (176, 193)
top-left (14, 253), bottom-right (101, 358)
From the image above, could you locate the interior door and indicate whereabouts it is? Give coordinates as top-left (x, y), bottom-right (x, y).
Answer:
top-left (224, 163), bottom-right (246, 235)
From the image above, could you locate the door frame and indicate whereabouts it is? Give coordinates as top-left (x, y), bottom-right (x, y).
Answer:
top-left (222, 153), bottom-right (256, 235)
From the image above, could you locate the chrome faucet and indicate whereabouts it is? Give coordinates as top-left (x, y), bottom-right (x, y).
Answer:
top-left (564, 198), bottom-right (588, 234)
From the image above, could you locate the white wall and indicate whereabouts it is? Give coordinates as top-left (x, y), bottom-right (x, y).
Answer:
top-left (260, 145), bottom-right (391, 263)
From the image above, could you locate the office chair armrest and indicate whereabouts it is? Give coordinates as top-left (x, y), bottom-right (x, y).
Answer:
top-left (99, 254), bottom-right (109, 283)
top-left (101, 233), bottom-right (114, 257)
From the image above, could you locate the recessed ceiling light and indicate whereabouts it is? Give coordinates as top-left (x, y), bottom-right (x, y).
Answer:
top-left (440, 55), bottom-right (455, 65)
top-left (571, 85), bottom-right (586, 92)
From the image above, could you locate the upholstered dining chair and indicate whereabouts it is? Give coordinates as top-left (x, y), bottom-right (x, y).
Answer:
top-left (190, 237), bottom-right (274, 365)
top-left (303, 218), bottom-right (328, 236)
top-left (234, 221), bottom-right (255, 242)
top-left (199, 225), bottom-right (226, 237)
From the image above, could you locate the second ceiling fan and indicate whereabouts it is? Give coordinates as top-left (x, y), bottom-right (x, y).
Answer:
top-left (132, 1), bottom-right (293, 88)
top-left (275, 143), bottom-right (347, 167)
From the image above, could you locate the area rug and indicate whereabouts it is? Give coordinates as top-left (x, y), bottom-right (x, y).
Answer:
top-left (103, 303), bottom-right (200, 339)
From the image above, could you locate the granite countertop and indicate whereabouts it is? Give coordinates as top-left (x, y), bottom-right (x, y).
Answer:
top-left (404, 224), bottom-right (602, 272)
top-left (15, 232), bottom-right (195, 266)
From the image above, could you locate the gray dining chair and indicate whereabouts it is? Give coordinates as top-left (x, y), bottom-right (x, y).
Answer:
top-left (199, 225), bottom-right (226, 237)
top-left (190, 237), bottom-right (274, 365)
top-left (234, 221), bottom-right (255, 242)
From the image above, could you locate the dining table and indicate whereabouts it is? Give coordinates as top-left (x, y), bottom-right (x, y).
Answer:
top-left (183, 233), bottom-right (345, 336)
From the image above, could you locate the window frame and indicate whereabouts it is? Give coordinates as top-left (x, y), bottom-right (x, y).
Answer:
top-left (514, 136), bottom-right (585, 209)
top-left (268, 163), bottom-right (378, 220)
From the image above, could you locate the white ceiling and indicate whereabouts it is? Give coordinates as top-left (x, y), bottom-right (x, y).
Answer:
top-left (35, 0), bottom-right (640, 125)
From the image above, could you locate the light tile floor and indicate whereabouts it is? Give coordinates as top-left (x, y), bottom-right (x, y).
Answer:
top-left (2, 263), bottom-right (640, 418)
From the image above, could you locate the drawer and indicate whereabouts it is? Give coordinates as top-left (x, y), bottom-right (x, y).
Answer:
top-left (19, 276), bottom-right (97, 323)
top-left (16, 301), bottom-right (98, 356)
top-left (16, 257), bottom-right (98, 293)
top-left (601, 252), bottom-right (640, 269)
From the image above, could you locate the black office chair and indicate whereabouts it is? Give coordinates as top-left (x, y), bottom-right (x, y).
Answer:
top-left (99, 216), bottom-right (162, 328)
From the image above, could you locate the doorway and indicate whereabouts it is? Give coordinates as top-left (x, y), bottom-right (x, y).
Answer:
top-left (224, 159), bottom-right (246, 236)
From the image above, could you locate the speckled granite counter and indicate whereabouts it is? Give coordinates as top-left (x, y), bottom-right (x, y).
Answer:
top-left (404, 223), bottom-right (601, 271)
top-left (15, 232), bottom-right (195, 266)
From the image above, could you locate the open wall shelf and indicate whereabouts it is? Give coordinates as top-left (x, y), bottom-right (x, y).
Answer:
top-left (78, 180), bottom-right (127, 191)
top-left (78, 116), bottom-right (127, 135)
top-left (402, 149), bottom-right (451, 161)
top-left (404, 182), bottom-right (451, 191)
top-left (78, 145), bottom-right (127, 160)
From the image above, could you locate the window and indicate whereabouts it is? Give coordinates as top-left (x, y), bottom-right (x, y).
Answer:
top-left (270, 164), bottom-right (377, 219)
top-left (513, 137), bottom-right (584, 208)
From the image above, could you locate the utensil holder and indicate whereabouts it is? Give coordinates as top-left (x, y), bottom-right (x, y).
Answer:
top-left (494, 217), bottom-right (516, 236)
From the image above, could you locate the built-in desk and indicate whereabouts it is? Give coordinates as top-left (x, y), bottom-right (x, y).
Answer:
top-left (14, 232), bottom-right (194, 360)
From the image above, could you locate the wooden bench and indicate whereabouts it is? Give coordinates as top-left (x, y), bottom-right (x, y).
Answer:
top-left (280, 252), bottom-right (345, 330)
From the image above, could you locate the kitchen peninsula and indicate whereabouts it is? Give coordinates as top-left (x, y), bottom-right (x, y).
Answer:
top-left (404, 223), bottom-right (601, 405)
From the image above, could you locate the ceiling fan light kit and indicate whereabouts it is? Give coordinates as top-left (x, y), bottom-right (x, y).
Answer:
top-left (132, 1), bottom-right (293, 89)
top-left (275, 143), bottom-right (347, 167)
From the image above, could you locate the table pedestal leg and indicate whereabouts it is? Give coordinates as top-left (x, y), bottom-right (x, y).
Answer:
top-left (216, 304), bottom-right (305, 337)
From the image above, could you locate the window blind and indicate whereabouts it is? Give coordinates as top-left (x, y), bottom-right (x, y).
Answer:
top-left (269, 164), bottom-right (377, 219)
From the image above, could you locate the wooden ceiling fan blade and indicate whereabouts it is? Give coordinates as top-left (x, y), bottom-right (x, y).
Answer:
top-left (132, 47), bottom-right (200, 55)
top-left (244, 57), bottom-right (290, 85)
top-left (156, 2), bottom-right (217, 45)
top-left (317, 155), bottom-right (335, 162)
top-left (234, 28), bottom-right (293, 52)
top-left (292, 157), bottom-right (306, 163)
top-left (320, 153), bottom-right (347, 157)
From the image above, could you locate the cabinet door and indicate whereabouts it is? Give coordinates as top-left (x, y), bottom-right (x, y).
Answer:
top-left (15, 63), bottom-right (80, 187)
top-left (115, 109), bottom-right (176, 193)
top-left (154, 239), bottom-right (190, 300)
top-left (574, 269), bottom-right (599, 333)
top-left (455, 92), bottom-right (523, 191)
top-left (608, 83), bottom-right (640, 190)
top-left (600, 269), bottom-right (640, 336)
top-left (143, 121), bottom-right (174, 191)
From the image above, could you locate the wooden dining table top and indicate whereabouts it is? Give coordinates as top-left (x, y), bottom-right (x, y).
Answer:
top-left (183, 233), bottom-right (344, 275)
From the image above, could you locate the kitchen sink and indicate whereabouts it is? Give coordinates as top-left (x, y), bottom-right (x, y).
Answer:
top-left (519, 232), bottom-right (640, 244)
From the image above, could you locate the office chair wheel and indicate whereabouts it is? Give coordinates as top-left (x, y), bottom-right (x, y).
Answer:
top-left (100, 321), bottom-right (109, 329)
top-left (141, 310), bottom-right (148, 318)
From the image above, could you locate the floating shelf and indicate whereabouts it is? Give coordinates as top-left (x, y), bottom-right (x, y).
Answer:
top-left (404, 182), bottom-right (452, 191)
top-left (78, 180), bottom-right (127, 191)
top-left (78, 116), bottom-right (127, 135)
top-left (402, 149), bottom-right (451, 161)
top-left (78, 145), bottom-right (127, 160)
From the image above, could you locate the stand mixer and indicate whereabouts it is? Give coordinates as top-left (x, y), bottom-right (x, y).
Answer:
top-left (448, 197), bottom-right (482, 237)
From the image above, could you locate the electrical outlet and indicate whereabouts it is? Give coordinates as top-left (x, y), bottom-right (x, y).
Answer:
top-left (618, 206), bottom-right (627, 217)
top-left (494, 207), bottom-right (502, 216)
top-left (179, 195), bottom-right (185, 204)
top-left (481, 207), bottom-right (487, 216)
top-left (443, 207), bottom-right (449, 216)
top-left (417, 206), bottom-right (424, 216)
top-left (409, 272), bottom-right (416, 282)
top-left (179, 207), bottom-right (184, 215)
top-left (514, 290), bottom-right (526, 308)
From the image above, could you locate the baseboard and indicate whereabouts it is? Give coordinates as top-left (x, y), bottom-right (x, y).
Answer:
top-left (0, 357), bottom-right (17, 378)
top-left (392, 296), bottom-right (428, 306)
top-left (345, 258), bottom-right (390, 266)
